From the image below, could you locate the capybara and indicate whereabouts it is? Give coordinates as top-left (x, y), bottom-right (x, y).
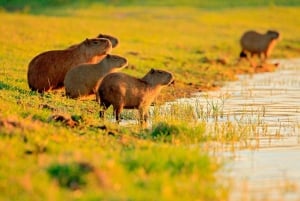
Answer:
top-left (239, 30), bottom-right (280, 62)
top-left (97, 33), bottom-right (119, 48)
top-left (64, 54), bottom-right (128, 99)
top-left (68, 33), bottom-right (119, 49)
top-left (27, 38), bottom-right (112, 92)
top-left (98, 69), bottom-right (174, 124)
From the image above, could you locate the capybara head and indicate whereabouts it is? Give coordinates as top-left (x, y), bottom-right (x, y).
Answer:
top-left (266, 30), bottom-right (280, 40)
top-left (142, 69), bottom-right (174, 86)
top-left (105, 54), bottom-right (128, 69)
top-left (83, 38), bottom-right (112, 56)
top-left (97, 33), bottom-right (119, 48)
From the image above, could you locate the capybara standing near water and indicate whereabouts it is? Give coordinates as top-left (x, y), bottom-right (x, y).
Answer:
top-left (98, 69), bottom-right (174, 124)
top-left (27, 38), bottom-right (112, 92)
top-left (239, 30), bottom-right (280, 63)
top-left (64, 54), bottom-right (128, 99)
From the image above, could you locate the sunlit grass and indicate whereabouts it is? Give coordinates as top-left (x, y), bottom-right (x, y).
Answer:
top-left (1, 3), bottom-right (300, 201)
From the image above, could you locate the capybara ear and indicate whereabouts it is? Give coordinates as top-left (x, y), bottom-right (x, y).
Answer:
top-left (150, 68), bottom-right (155, 73)
top-left (84, 38), bottom-right (90, 45)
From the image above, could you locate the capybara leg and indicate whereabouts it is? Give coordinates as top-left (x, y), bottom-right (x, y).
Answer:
top-left (99, 102), bottom-right (110, 119)
top-left (239, 51), bottom-right (247, 59)
top-left (262, 52), bottom-right (268, 63)
top-left (114, 105), bottom-right (123, 123)
top-left (247, 54), bottom-right (256, 68)
top-left (144, 111), bottom-right (149, 122)
top-left (138, 108), bottom-right (148, 125)
top-left (99, 110), bottom-right (105, 119)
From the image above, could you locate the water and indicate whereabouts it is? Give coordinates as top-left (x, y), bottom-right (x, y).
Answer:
top-left (170, 58), bottom-right (300, 200)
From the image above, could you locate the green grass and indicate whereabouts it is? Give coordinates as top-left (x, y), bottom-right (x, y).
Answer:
top-left (1, 2), bottom-right (300, 200)
top-left (1, 0), bottom-right (300, 13)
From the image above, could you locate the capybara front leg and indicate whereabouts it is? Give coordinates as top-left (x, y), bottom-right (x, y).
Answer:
top-left (138, 108), bottom-right (148, 125)
top-left (114, 105), bottom-right (123, 124)
top-left (99, 102), bottom-right (110, 120)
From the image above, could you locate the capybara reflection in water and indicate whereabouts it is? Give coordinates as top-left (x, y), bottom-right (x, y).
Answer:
top-left (98, 69), bottom-right (174, 124)
top-left (239, 30), bottom-right (280, 64)
top-left (27, 38), bottom-right (112, 92)
top-left (64, 54), bottom-right (128, 99)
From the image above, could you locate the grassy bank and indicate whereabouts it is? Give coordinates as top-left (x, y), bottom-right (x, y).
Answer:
top-left (1, 2), bottom-right (300, 200)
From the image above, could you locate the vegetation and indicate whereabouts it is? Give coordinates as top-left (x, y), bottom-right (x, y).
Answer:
top-left (1, 1), bottom-right (300, 200)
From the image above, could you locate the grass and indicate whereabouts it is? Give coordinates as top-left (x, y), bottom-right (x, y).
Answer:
top-left (1, 1), bottom-right (300, 200)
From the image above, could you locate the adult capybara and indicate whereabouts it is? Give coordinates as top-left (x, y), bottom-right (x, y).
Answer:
top-left (239, 30), bottom-right (280, 62)
top-left (98, 69), bottom-right (174, 124)
top-left (68, 33), bottom-right (119, 49)
top-left (64, 54), bottom-right (128, 99)
top-left (27, 38), bottom-right (112, 92)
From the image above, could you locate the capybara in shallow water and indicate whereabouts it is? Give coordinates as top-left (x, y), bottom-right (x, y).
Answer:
top-left (98, 69), bottom-right (174, 124)
top-left (64, 54), bottom-right (128, 99)
top-left (239, 30), bottom-right (280, 63)
top-left (68, 33), bottom-right (119, 49)
top-left (27, 38), bottom-right (112, 92)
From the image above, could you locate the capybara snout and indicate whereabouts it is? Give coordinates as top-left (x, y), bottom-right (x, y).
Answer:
top-left (85, 38), bottom-right (112, 54)
top-left (267, 30), bottom-right (280, 40)
top-left (142, 69), bottom-right (174, 86)
top-left (106, 54), bottom-right (128, 67)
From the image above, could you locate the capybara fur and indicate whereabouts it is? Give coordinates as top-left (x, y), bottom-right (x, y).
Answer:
top-left (97, 33), bottom-right (119, 48)
top-left (239, 30), bottom-right (280, 62)
top-left (64, 54), bottom-right (128, 99)
top-left (27, 38), bottom-right (112, 92)
top-left (98, 69), bottom-right (174, 124)
top-left (68, 33), bottom-right (119, 49)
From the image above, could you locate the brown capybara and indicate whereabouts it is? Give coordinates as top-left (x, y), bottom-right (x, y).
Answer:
top-left (27, 38), bottom-right (112, 92)
top-left (97, 33), bottom-right (119, 48)
top-left (64, 54), bottom-right (128, 99)
top-left (239, 30), bottom-right (280, 62)
top-left (98, 69), bottom-right (174, 124)
top-left (68, 33), bottom-right (119, 49)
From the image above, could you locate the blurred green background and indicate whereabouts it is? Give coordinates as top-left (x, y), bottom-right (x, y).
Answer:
top-left (1, 0), bottom-right (300, 13)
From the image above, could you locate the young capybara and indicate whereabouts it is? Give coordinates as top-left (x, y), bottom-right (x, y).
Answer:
top-left (98, 69), bottom-right (174, 124)
top-left (67, 33), bottom-right (119, 49)
top-left (64, 54), bottom-right (128, 99)
top-left (27, 38), bottom-right (112, 92)
top-left (239, 30), bottom-right (280, 62)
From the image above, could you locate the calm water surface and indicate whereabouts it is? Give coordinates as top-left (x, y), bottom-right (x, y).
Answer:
top-left (171, 58), bottom-right (300, 201)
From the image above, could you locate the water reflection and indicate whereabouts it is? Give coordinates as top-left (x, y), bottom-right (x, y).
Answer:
top-left (191, 58), bottom-right (300, 200)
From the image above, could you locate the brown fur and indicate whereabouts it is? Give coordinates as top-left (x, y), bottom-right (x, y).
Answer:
top-left (97, 34), bottom-right (119, 48)
top-left (240, 30), bottom-right (280, 62)
top-left (98, 69), bottom-right (174, 124)
top-left (68, 33), bottom-right (119, 49)
top-left (64, 54), bottom-right (128, 99)
top-left (27, 38), bottom-right (112, 92)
